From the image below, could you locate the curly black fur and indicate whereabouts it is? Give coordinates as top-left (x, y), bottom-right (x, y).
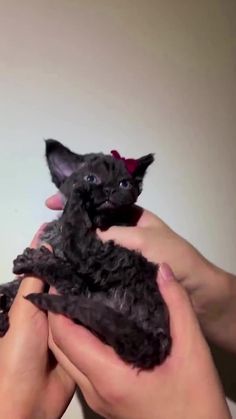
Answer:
top-left (1, 140), bottom-right (172, 368)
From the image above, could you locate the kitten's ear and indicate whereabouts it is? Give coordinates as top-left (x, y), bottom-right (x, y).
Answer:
top-left (133, 153), bottom-right (154, 181)
top-left (45, 139), bottom-right (83, 188)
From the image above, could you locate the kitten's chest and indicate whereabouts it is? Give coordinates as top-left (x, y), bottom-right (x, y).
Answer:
top-left (41, 218), bottom-right (100, 259)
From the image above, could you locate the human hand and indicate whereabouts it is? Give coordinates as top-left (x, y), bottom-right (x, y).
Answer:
top-left (0, 227), bottom-right (75, 419)
top-left (48, 264), bottom-right (230, 419)
top-left (45, 193), bottom-right (236, 351)
top-left (45, 193), bottom-right (203, 287)
top-left (45, 193), bottom-right (213, 310)
top-left (97, 211), bottom-right (236, 353)
top-left (46, 193), bottom-right (236, 353)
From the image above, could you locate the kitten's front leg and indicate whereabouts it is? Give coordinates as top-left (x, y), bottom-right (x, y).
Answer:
top-left (0, 278), bottom-right (22, 307)
top-left (62, 186), bottom-right (92, 231)
top-left (0, 278), bottom-right (23, 336)
top-left (13, 247), bottom-right (78, 294)
top-left (61, 187), bottom-right (94, 265)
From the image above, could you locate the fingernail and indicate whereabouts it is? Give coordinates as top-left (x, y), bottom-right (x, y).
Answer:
top-left (45, 193), bottom-right (65, 208)
top-left (159, 263), bottom-right (175, 282)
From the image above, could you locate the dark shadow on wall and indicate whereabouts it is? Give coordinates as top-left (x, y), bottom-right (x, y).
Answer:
top-left (210, 343), bottom-right (236, 402)
top-left (76, 388), bottom-right (104, 419)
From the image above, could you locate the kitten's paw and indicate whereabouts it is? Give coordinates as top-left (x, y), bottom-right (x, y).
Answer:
top-left (13, 247), bottom-right (35, 274)
top-left (13, 246), bottom-right (51, 275)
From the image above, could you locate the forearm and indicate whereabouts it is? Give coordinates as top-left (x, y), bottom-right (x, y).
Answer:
top-left (0, 402), bottom-right (40, 419)
top-left (197, 263), bottom-right (236, 354)
top-left (0, 399), bottom-right (52, 419)
top-left (0, 385), bottom-right (40, 419)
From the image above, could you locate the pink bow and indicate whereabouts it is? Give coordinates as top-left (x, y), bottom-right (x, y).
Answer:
top-left (111, 150), bottom-right (138, 174)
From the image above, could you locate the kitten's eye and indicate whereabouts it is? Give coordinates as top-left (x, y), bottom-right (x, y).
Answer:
top-left (84, 174), bottom-right (99, 184)
top-left (119, 179), bottom-right (132, 189)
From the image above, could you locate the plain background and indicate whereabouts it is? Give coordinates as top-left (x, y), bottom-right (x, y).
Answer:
top-left (0, 1), bottom-right (235, 418)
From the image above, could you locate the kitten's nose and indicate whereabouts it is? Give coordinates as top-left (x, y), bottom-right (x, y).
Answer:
top-left (104, 187), bottom-right (110, 197)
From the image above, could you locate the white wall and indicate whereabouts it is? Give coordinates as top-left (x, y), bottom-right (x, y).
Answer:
top-left (0, 1), bottom-right (235, 418)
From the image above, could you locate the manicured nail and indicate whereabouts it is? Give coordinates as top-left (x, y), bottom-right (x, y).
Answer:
top-left (159, 263), bottom-right (175, 282)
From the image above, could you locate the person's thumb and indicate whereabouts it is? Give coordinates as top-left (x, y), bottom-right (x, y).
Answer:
top-left (45, 193), bottom-right (65, 210)
top-left (157, 263), bottom-right (201, 348)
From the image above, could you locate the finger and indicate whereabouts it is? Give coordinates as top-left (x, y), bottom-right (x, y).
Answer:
top-left (49, 329), bottom-right (93, 392)
top-left (9, 277), bottom-right (45, 322)
top-left (49, 312), bottom-right (126, 386)
top-left (9, 225), bottom-right (49, 318)
top-left (30, 223), bottom-right (48, 249)
top-left (49, 327), bottom-right (105, 412)
top-left (157, 263), bottom-right (202, 349)
top-left (135, 207), bottom-right (162, 227)
top-left (45, 193), bottom-right (65, 210)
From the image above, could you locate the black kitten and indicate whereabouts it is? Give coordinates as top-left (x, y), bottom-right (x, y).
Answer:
top-left (1, 140), bottom-right (172, 368)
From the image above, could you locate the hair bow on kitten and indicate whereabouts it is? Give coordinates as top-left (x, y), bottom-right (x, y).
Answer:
top-left (111, 150), bottom-right (138, 174)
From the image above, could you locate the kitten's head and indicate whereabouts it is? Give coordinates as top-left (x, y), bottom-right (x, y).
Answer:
top-left (45, 139), bottom-right (154, 212)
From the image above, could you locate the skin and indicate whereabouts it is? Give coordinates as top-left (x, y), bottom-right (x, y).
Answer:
top-left (45, 193), bottom-right (235, 418)
top-left (48, 264), bottom-right (231, 419)
top-left (0, 192), bottom-right (234, 419)
top-left (0, 226), bottom-right (76, 419)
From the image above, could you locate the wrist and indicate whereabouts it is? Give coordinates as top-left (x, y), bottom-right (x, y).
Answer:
top-left (195, 260), bottom-right (236, 353)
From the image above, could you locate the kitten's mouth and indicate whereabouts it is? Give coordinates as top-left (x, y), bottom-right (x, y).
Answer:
top-left (96, 200), bottom-right (116, 210)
